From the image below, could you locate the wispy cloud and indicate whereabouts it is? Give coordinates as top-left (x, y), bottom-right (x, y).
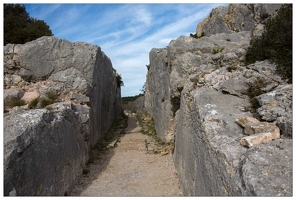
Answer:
top-left (25, 3), bottom-right (227, 96)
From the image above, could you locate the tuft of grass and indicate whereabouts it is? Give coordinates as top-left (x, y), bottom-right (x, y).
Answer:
top-left (28, 97), bottom-right (39, 109)
top-left (45, 91), bottom-right (57, 101)
top-left (6, 97), bottom-right (26, 108)
top-left (40, 98), bottom-right (54, 108)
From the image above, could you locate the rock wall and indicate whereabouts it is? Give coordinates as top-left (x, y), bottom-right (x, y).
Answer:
top-left (3, 36), bottom-right (123, 195)
top-left (145, 4), bottom-right (292, 196)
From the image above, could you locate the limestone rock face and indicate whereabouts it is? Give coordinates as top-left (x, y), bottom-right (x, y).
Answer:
top-left (3, 36), bottom-right (123, 195)
top-left (145, 4), bottom-right (292, 196)
top-left (4, 103), bottom-right (88, 196)
top-left (196, 4), bottom-right (283, 37)
top-left (4, 36), bottom-right (123, 148)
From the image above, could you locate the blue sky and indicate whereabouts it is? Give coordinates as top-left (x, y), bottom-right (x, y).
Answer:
top-left (23, 3), bottom-right (227, 96)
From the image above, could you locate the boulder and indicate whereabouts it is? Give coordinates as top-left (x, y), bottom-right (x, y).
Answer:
top-left (236, 116), bottom-right (260, 127)
top-left (4, 88), bottom-right (25, 105)
top-left (4, 103), bottom-right (88, 196)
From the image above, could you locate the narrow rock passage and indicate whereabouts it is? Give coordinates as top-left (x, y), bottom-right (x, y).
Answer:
top-left (70, 115), bottom-right (182, 196)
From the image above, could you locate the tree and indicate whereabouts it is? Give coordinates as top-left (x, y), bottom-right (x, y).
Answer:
top-left (4, 4), bottom-right (53, 45)
top-left (245, 4), bottom-right (292, 83)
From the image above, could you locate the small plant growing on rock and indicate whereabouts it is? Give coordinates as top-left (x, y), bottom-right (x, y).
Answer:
top-left (116, 74), bottom-right (124, 87)
top-left (190, 32), bottom-right (205, 39)
top-left (212, 48), bottom-right (224, 54)
top-left (6, 97), bottom-right (26, 108)
top-left (45, 91), bottom-right (57, 101)
top-left (40, 98), bottom-right (54, 108)
top-left (28, 97), bottom-right (39, 109)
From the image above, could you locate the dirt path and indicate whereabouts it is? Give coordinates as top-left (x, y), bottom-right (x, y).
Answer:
top-left (70, 114), bottom-right (182, 197)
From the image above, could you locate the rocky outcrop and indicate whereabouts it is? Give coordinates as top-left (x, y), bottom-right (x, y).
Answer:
top-left (145, 4), bottom-right (292, 196)
top-left (196, 4), bottom-right (282, 37)
top-left (4, 36), bottom-right (123, 195)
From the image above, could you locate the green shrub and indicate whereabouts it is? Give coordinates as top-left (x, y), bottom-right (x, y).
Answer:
top-left (28, 97), bottom-right (39, 109)
top-left (246, 4), bottom-right (292, 83)
top-left (6, 97), bottom-right (26, 108)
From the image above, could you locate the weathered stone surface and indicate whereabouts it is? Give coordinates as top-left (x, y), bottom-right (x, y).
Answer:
top-left (256, 84), bottom-right (292, 138)
top-left (236, 116), bottom-right (260, 127)
top-left (4, 103), bottom-right (88, 196)
top-left (145, 4), bottom-right (292, 196)
top-left (196, 4), bottom-right (283, 37)
top-left (145, 48), bottom-right (173, 142)
top-left (241, 139), bottom-right (292, 196)
top-left (244, 122), bottom-right (280, 136)
top-left (4, 74), bottom-right (22, 87)
top-left (69, 92), bottom-right (90, 104)
top-left (240, 131), bottom-right (280, 148)
top-left (4, 88), bottom-right (25, 104)
top-left (174, 87), bottom-right (251, 196)
top-left (20, 91), bottom-right (39, 104)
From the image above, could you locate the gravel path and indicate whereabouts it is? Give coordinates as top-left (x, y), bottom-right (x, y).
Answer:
top-left (70, 115), bottom-right (182, 197)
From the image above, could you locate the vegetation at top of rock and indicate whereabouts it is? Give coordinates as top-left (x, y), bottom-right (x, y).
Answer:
top-left (116, 74), bottom-right (124, 87)
top-left (190, 32), bottom-right (205, 39)
top-left (4, 4), bottom-right (53, 45)
top-left (245, 4), bottom-right (292, 83)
